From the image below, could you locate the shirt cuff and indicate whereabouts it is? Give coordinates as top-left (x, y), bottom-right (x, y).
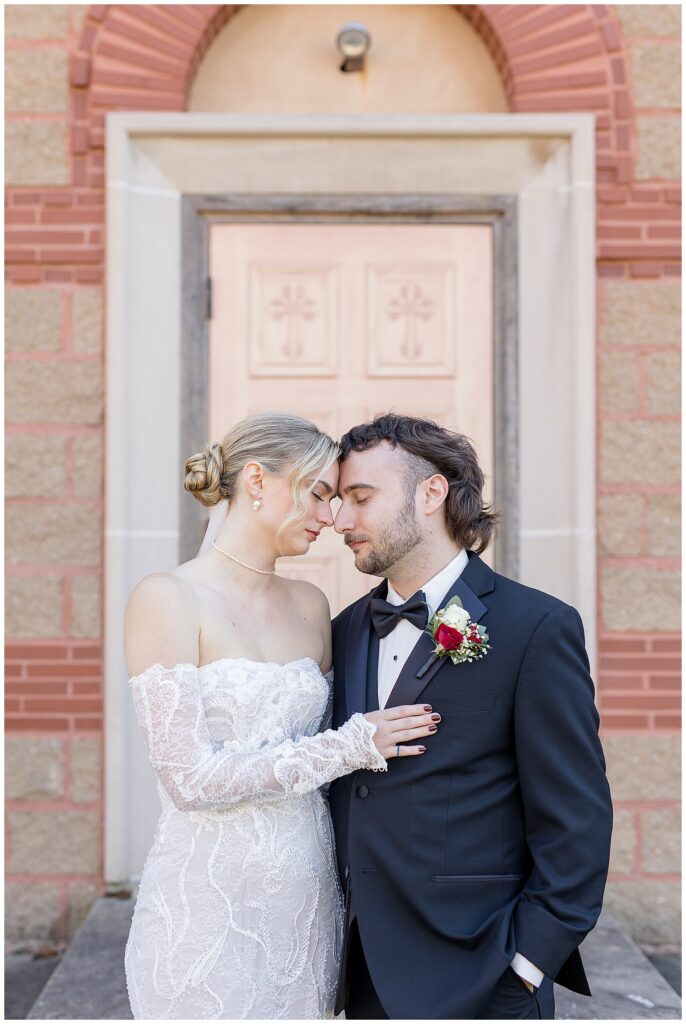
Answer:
top-left (511, 952), bottom-right (544, 988)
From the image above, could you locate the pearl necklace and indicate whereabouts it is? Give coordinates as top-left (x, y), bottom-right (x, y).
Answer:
top-left (212, 540), bottom-right (276, 575)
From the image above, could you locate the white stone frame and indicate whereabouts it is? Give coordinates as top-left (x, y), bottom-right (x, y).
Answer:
top-left (105, 113), bottom-right (596, 883)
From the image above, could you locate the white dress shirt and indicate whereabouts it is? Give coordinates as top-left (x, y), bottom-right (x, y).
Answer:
top-left (376, 549), bottom-right (544, 990)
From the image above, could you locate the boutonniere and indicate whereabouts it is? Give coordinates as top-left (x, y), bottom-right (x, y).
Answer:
top-left (417, 597), bottom-right (490, 677)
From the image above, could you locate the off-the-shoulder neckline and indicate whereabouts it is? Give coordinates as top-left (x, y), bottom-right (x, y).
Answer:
top-left (129, 655), bottom-right (328, 682)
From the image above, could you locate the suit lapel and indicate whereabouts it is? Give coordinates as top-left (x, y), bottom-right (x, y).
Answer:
top-left (344, 579), bottom-right (386, 716)
top-left (385, 552), bottom-right (495, 709)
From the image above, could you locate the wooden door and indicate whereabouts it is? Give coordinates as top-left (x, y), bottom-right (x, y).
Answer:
top-left (209, 222), bottom-right (493, 614)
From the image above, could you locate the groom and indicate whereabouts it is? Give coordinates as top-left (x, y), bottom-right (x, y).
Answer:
top-left (329, 413), bottom-right (613, 1020)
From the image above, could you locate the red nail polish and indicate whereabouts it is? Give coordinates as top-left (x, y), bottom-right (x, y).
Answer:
top-left (428, 725), bottom-right (437, 733)
top-left (418, 746), bottom-right (426, 753)
top-left (424, 707), bottom-right (432, 713)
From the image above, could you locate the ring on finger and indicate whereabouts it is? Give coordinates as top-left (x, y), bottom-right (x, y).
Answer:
top-left (396, 744), bottom-right (400, 758)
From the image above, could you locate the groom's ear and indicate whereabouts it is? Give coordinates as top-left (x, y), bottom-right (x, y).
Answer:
top-left (421, 473), bottom-right (450, 515)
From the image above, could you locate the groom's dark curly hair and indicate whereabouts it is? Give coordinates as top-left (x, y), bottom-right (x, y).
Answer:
top-left (339, 413), bottom-right (500, 555)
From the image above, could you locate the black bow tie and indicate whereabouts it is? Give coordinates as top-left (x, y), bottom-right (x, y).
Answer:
top-left (370, 591), bottom-right (429, 639)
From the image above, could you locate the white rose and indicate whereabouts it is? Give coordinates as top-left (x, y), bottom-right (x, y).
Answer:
top-left (442, 604), bottom-right (470, 630)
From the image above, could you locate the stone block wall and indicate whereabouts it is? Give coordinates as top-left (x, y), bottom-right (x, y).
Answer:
top-left (5, 3), bottom-right (681, 948)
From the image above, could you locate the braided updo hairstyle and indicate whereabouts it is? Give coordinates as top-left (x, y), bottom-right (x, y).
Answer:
top-left (184, 412), bottom-right (339, 538)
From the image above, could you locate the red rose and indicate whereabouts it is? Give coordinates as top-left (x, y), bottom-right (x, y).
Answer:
top-left (435, 624), bottom-right (463, 651)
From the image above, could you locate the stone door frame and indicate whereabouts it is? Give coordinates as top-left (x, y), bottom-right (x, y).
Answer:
top-left (105, 112), bottom-right (596, 883)
top-left (180, 194), bottom-right (518, 570)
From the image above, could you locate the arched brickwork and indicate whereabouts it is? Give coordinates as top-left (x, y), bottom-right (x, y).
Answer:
top-left (6, 4), bottom-right (678, 286)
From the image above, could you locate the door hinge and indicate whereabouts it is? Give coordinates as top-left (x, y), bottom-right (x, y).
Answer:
top-left (205, 276), bottom-right (213, 320)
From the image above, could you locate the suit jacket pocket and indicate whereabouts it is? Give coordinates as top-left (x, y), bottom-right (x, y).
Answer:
top-left (430, 693), bottom-right (496, 715)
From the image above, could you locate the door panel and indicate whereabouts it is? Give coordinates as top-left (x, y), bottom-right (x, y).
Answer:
top-left (209, 223), bottom-right (493, 614)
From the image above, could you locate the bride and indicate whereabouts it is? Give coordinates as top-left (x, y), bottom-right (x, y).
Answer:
top-left (123, 412), bottom-right (437, 1019)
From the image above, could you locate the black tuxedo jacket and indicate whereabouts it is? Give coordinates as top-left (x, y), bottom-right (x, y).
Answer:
top-left (329, 551), bottom-right (613, 1020)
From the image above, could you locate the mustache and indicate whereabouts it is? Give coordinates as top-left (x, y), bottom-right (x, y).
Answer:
top-left (345, 534), bottom-right (369, 546)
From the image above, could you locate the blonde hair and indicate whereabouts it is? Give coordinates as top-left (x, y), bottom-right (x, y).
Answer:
top-left (184, 412), bottom-right (339, 541)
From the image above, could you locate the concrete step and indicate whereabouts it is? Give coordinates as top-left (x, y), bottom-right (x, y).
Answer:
top-left (27, 894), bottom-right (133, 1020)
top-left (25, 896), bottom-right (681, 1020)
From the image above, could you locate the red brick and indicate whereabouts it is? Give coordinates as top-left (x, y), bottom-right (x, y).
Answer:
top-left (6, 231), bottom-right (86, 245)
top-left (631, 189), bottom-right (660, 203)
top-left (650, 638), bottom-right (681, 653)
top-left (72, 127), bottom-right (89, 155)
top-left (615, 125), bottom-right (631, 151)
top-left (73, 159), bottom-right (87, 188)
top-left (26, 663), bottom-right (102, 679)
top-left (5, 700), bottom-right (22, 712)
top-left (41, 209), bottom-right (102, 225)
top-left (597, 263), bottom-right (626, 277)
top-left (664, 189), bottom-right (682, 204)
top-left (160, 4), bottom-right (210, 28)
top-left (662, 264), bottom-right (681, 276)
top-left (521, 93), bottom-right (609, 113)
top-left (647, 226), bottom-right (681, 239)
top-left (11, 192), bottom-right (43, 205)
top-left (72, 645), bottom-right (102, 659)
top-left (24, 698), bottom-right (102, 713)
top-left (76, 194), bottom-right (105, 206)
top-left (503, 6), bottom-right (582, 43)
top-left (599, 657), bottom-right (681, 672)
top-left (653, 714), bottom-right (681, 729)
top-left (45, 270), bottom-right (72, 282)
top-left (601, 20), bottom-right (621, 52)
top-left (508, 21), bottom-right (595, 61)
top-left (598, 226), bottom-right (642, 239)
top-left (511, 40), bottom-right (603, 77)
top-left (611, 57), bottom-right (625, 86)
top-left (74, 717), bottom-right (102, 730)
top-left (5, 267), bottom-right (41, 282)
top-left (6, 717), bottom-right (70, 731)
top-left (630, 263), bottom-right (664, 278)
top-left (103, 12), bottom-right (194, 61)
top-left (75, 269), bottom-right (103, 284)
top-left (600, 713), bottom-right (650, 729)
top-left (602, 694), bottom-right (681, 710)
top-left (43, 193), bottom-right (72, 207)
top-left (600, 638), bottom-right (649, 653)
top-left (39, 248), bottom-right (103, 264)
top-left (600, 243), bottom-right (681, 259)
top-left (5, 665), bottom-right (23, 678)
top-left (614, 91), bottom-right (631, 118)
top-left (72, 682), bottom-right (102, 694)
top-left (598, 674), bottom-right (645, 689)
top-left (5, 682), bottom-right (69, 695)
top-left (6, 249), bottom-right (38, 263)
top-left (96, 40), bottom-right (187, 79)
top-left (120, 4), bottom-right (203, 45)
top-left (516, 71), bottom-right (606, 94)
top-left (6, 645), bottom-right (68, 660)
top-left (70, 54), bottom-right (91, 88)
top-left (647, 675), bottom-right (681, 690)
top-left (5, 210), bottom-right (37, 225)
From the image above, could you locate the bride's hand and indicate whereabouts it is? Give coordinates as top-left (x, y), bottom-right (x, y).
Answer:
top-left (364, 704), bottom-right (439, 758)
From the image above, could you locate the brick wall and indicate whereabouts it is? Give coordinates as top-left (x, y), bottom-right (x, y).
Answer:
top-left (5, 4), bottom-right (681, 947)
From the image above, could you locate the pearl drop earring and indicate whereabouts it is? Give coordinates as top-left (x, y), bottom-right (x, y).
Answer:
top-left (252, 498), bottom-right (262, 511)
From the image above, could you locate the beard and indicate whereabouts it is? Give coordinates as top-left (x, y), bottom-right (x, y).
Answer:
top-left (351, 493), bottom-right (422, 576)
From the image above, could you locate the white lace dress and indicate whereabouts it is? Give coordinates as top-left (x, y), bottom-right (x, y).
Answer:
top-left (124, 656), bottom-right (385, 1020)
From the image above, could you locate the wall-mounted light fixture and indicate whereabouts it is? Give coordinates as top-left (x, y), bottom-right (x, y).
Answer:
top-left (336, 21), bottom-right (371, 73)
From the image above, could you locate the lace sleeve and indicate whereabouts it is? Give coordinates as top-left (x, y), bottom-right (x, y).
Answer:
top-left (129, 663), bottom-right (386, 812)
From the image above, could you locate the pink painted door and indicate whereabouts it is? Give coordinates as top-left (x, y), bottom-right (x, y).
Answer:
top-left (209, 223), bottom-right (493, 614)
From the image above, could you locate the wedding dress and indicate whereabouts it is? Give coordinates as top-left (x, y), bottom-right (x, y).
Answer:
top-left (124, 655), bottom-right (385, 1019)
